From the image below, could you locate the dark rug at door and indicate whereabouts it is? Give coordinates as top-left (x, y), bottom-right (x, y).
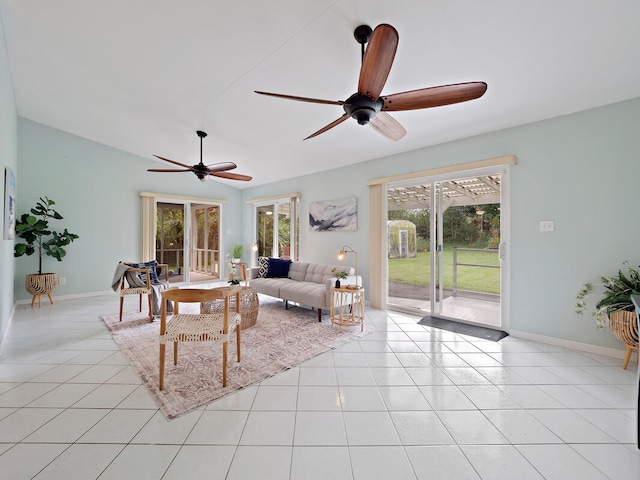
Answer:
top-left (418, 315), bottom-right (508, 342)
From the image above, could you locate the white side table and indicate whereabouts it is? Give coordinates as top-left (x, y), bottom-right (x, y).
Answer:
top-left (330, 286), bottom-right (365, 331)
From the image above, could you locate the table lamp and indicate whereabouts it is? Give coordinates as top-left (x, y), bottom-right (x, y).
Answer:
top-left (337, 245), bottom-right (359, 288)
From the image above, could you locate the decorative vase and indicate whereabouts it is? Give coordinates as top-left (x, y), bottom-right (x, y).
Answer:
top-left (608, 310), bottom-right (639, 369)
top-left (25, 273), bottom-right (57, 307)
top-left (335, 279), bottom-right (341, 288)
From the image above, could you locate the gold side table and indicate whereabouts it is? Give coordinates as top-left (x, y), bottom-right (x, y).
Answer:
top-left (330, 286), bottom-right (365, 331)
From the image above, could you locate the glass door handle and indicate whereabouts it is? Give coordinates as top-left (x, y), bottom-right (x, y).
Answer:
top-left (499, 243), bottom-right (506, 260)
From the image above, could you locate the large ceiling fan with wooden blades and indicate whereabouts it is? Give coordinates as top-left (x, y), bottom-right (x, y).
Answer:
top-left (256, 23), bottom-right (487, 141)
top-left (148, 130), bottom-right (252, 182)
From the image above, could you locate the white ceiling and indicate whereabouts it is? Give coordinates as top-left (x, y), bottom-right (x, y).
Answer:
top-left (1, 1), bottom-right (639, 188)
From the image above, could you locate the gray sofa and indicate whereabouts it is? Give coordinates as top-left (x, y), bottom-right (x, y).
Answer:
top-left (248, 259), bottom-right (360, 321)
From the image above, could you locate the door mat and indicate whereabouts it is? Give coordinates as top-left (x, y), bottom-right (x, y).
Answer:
top-left (418, 315), bottom-right (508, 342)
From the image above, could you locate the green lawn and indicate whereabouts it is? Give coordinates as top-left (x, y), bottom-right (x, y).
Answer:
top-left (388, 249), bottom-right (500, 294)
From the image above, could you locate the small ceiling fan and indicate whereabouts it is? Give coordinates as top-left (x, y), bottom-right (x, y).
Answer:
top-left (256, 23), bottom-right (487, 141)
top-left (148, 130), bottom-right (252, 182)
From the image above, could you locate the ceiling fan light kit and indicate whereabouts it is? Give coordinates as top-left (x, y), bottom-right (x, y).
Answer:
top-left (256, 23), bottom-right (487, 141)
top-left (148, 130), bottom-right (252, 183)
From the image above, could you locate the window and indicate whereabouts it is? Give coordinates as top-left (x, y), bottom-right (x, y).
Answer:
top-left (249, 194), bottom-right (300, 263)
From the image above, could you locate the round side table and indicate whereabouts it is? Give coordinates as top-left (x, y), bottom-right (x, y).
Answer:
top-left (330, 286), bottom-right (365, 331)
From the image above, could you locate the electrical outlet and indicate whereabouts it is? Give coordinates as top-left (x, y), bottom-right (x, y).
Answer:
top-left (539, 220), bottom-right (555, 232)
top-left (58, 277), bottom-right (66, 285)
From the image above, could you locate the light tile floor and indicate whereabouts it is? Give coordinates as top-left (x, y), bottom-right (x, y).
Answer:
top-left (0, 292), bottom-right (639, 479)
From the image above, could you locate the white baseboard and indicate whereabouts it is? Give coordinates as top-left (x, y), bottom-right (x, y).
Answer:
top-left (14, 290), bottom-right (115, 305)
top-left (510, 329), bottom-right (627, 359)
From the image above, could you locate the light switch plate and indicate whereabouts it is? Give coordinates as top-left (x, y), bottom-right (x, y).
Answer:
top-left (539, 220), bottom-right (554, 232)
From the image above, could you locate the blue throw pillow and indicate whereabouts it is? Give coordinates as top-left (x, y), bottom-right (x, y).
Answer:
top-left (126, 260), bottom-right (161, 284)
top-left (266, 258), bottom-right (291, 278)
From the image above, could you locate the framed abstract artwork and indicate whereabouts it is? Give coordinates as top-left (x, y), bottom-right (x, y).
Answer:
top-left (309, 196), bottom-right (357, 232)
top-left (4, 167), bottom-right (16, 240)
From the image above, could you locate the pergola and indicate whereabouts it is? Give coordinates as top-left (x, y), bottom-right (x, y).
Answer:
top-left (387, 175), bottom-right (501, 211)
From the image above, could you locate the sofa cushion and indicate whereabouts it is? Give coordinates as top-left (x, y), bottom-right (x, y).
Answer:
top-left (250, 277), bottom-right (292, 297)
top-left (280, 281), bottom-right (326, 308)
top-left (287, 262), bottom-right (309, 282)
top-left (304, 263), bottom-right (353, 284)
top-left (257, 256), bottom-right (269, 278)
top-left (266, 258), bottom-right (292, 278)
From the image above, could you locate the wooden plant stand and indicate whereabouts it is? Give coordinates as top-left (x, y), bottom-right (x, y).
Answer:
top-left (609, 310), bottom-right (639, 369)
top-left (25, 273), bottom-right (57, 307)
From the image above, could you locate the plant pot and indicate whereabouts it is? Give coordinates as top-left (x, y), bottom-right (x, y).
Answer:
top-left (608, 310), bottom-right (639, 369)
top-left (25, 273), bottom-right (57, 307)
top-left (232, 258), bottom-right (241, 264)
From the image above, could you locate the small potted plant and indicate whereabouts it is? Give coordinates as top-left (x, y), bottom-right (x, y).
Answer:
top-left (14, 196), bottom-right (79, 305)
top-left (332, 267), bottom-right (349, 288)
top-left (231, 245), bottom-right (243, 263)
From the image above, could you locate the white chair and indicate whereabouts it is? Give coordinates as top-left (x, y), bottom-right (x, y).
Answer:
top-left (159, 286), bottom-right (242, 390)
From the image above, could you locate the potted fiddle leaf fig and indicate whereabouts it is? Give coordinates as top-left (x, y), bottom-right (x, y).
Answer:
top-left (14, 196), bottom-right (79, 305)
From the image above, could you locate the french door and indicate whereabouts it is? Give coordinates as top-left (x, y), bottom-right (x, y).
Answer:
top-left (156, 201), bottom-right (221, 284)
top-left (387, 167), bottom-right (507, 328)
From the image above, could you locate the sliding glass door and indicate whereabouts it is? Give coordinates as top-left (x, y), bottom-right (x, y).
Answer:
top-left (387, 168), bottom-right (506, 328)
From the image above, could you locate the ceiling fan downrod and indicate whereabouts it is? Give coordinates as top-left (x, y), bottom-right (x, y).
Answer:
top-left (354, 24), bottom-right (373, 62)
top-left (345, 25), bottom-right (380, 125)
top-left (196, 130), bottom-right (207, 165)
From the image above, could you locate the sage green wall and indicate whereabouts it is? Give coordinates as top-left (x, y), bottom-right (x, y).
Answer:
top-left (242, 97), bottom-right (640, 351)
top-left (0, 14), bottom-right (17, 343)
top-left (10, 94), bottom-right (640, 352)
top-left (15, 119), bottom-right (244, 301)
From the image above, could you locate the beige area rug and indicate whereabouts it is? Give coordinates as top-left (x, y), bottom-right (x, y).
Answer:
top-left (100, 296), bottom-right (373, 419)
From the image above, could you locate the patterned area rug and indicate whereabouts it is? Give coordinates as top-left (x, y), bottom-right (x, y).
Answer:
top-left (100, 296), bottom-right (373, 419)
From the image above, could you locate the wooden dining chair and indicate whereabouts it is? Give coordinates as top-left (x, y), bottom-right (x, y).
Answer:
top-left (159, 286), bottom-right (242, 390)
top-left (118, 260), bottom-right (168, 322)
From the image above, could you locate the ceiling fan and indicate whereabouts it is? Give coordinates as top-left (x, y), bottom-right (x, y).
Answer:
top-left (255, 23), bottom-right (487, 141)
top-left (148, 130), bottom-right (252, 182)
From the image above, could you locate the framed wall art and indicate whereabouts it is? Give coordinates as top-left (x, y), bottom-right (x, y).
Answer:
top-left (309, 196), bottom-right (357, 232)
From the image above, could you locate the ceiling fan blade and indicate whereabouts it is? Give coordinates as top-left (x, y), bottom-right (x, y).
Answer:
top-left (382, 82), bottom-right (488, 111)
top-left (255, 91), bottom-right (345, 106)
top-left (147, 168), bottom-right (192, 173)
top-left (357, 24), bottom-right (398, 100)
top-left (152, 155), bottom-right (194, 169)
top-left (303, 113), bottom-right (351, 140)
top-left (210, 171), bottom-right (252, 181)
top-left (369, 112), bottom-right (406, 141)
top-left (205, 161), bottom-right (237, 173)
